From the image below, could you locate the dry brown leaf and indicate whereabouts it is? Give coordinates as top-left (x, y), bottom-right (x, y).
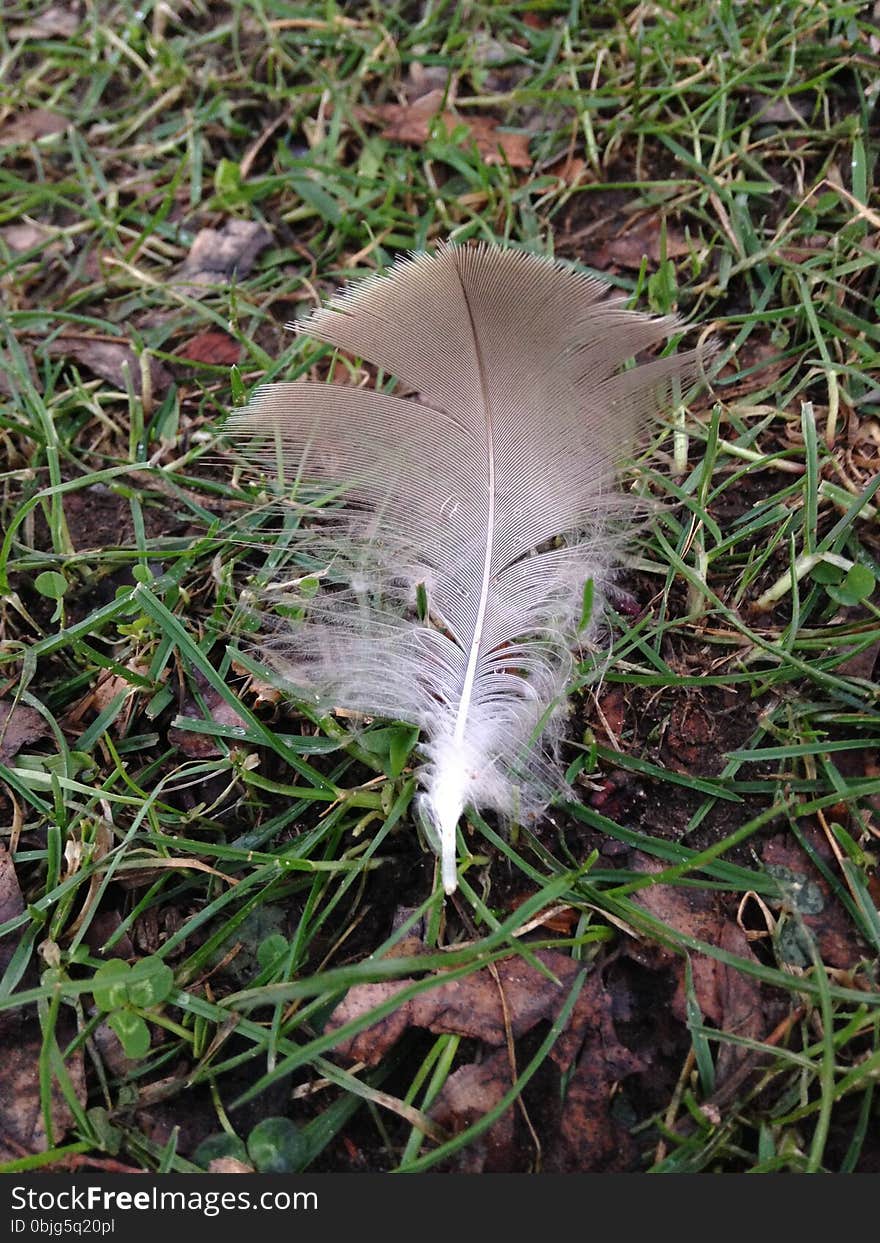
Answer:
top-left (546, 1039), bottom-right (641, 1172)
top-left (596, 685), bottom-right (626, 741)
top-left (404, 62), bottom-right (452, 102)
top-left (0, 844), bottom-right (25, 924)
top-left (0, 223), bottom-right (60, 254)
top-left (229, 661), bottom-right (284, 709)
top-left (430, 1049), bottom-right (516, 1172)
top-left (761, 830), bottom-right (866, 970)
top-left (176, 330), bottom-right (242, 365)
top-left (330, 948), bottom-right (642, 1172)
top-left (0, 1027), bottom-right (85, 1161)
top-left (44, 339), bottom-right (173, 398)
top-left (62, 659), bottom-right (152, 733)
top-left (504, 893), bottom-right (579, 934)
top-left (168, 683), bottom-right (250, 758)
top-left (831, 638), bottom-right (880, 683)
top-left (0, 701), bottom-right (50, 763)
top-left (778, 234), bottom-right (833, 263)
top-left (91, 668), bottom-right (140, 716)
top-left (358, 91), bottom-right (532, 169)
top-left (589, 222), bottom-right (692, 271)
top-left (546, 154), bottom-right (586, 185)
top-left (749, 94), bottom-right (813, 125)
top-left (328, 949), bottom-right (601, 1069)
top-left (0, 109), bottom-right (69, 143)
top-left (546, 969), bottom-right (644, 1171)
top-left (208, 1157), bottom-right (254, 1174)
top-left (176, 220), bottom-right (272, 293)
top-left (80, 910), bottom-right (135, 961)
top-left (719, 335), bottom-right (790, 399)
top-left (0, 843), bottom-right (25, 981)
top-left (113, 855), bottom-right (238, 891)
top-left (333, 949), bottom-right (574, 1068)
top-left (0, 846), bottom-right (28, 1038)
top-left (850, 415), bottom-right (880, 449)
top-left (90, 1017), bottom-right (137, 1078)
top-left (630, 857), bottom-right (764, 1077)
top-left (9, 5), bottom-right (81, 39)
top-left (661, 698), bottom-right (721, 776)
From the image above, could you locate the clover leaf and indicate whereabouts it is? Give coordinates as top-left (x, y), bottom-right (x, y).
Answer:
top-left (91, 955), bottom-right (174, 1060)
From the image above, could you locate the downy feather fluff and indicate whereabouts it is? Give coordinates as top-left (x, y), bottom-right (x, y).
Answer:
top-left (229, 243), bottom-right (695, 893)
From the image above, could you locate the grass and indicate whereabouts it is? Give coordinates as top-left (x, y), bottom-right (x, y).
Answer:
top-left (1, 0), bottom-right (879, 1174)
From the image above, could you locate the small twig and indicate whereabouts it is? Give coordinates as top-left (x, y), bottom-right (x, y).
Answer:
top-left (240, 108), bottom-right (293, 182)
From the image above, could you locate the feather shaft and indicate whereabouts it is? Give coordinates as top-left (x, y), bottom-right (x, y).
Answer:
top-left (442, 270), bottom-right (499, 891)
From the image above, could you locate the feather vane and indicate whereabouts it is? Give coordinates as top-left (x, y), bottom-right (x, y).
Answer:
top-left (229, 244), bottom-right (694, 892)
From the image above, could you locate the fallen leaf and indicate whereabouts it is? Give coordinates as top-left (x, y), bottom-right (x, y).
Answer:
top-left (546, 1041), bottom-right (640, 1172)
top-left (504, 893), bottom-right (579, 934)
top-left (176, 330), bottom-right (241, 366)
top-left (80, 910), bottom-right (135, 961)
top-left (329, 949), bottom-right (598, 1069)
top-left (547, 966), bottom-right (645, 1172)
top-left (62, 659), bottom-right (153, 732)
top-left (749, 94), bottom-right (813, 125)
top-left (596, 686), bottom-right (626, 741)
top-left (358, 91), bottom-right (532, 169)
top-left (587, 221), bottom-right (692, 271)
top-left (470, 34), bottom-right (532, 95)
top-left (630, 856), bottom-right (765, 1078)
top-left (546, 154), bottom-right (586, 185)
top-left (608, 229), bottom-right (690, 267)
top-left (761, 830), bottom-right (866, 970)
top-left (229, 661), bottom-right (283, 709)
top-left (404, 62), bottom-right (451, 102)
top-left (168, 681), bottom-right (250, 758)
top-left (430, 1050), bottom-right (516, 1172)
top-left (91, 1017), bottom-right (137, 1078)
top-left (0, 222), bottom-right (59, 254)
top-left (330, 948), bottom-right (642, 1172)
top-left (208, 1157), bottom-right (254, 1174)
top-left (175, 220), bottom-right (272, 293)
top-left (9, 5), bottom-right (81, 39)
top-left (777, 234), bottom-right (833, 263)
top-left (0, 700), bottom-right (50, 763)
top-left (835, 638), bottom-right (880, 682)
top-left (0, 843), bottom-right (25, 980)
top-left (851, 416), bottom-right (880, 451)
top-left (0, 1026), bottom-right (86, 1161)
top-left (661, 699), bottom-right (721, 776)
top-left (44, 339), bottom-right (173, 398)
top-left (0, 109), bottom-right (69, 143)
top-left (716, 336), bottom-right (789, 399)
top-left (91, 667), bottom-right (143, 716)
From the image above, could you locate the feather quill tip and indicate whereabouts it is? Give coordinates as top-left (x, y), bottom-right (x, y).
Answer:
top-left (423, 776), bottom-right (467, 895)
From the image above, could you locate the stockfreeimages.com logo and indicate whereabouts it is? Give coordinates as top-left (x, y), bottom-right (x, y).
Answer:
top-left (10, 1186), bottom-right (317, 1219)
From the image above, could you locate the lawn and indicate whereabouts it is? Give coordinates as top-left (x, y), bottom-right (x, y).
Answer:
top-left (1, 0), bottom-right (879, 1174)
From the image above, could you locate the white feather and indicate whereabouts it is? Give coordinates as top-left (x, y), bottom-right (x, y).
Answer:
top-left (229, 243), bottom-right (696, 893)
